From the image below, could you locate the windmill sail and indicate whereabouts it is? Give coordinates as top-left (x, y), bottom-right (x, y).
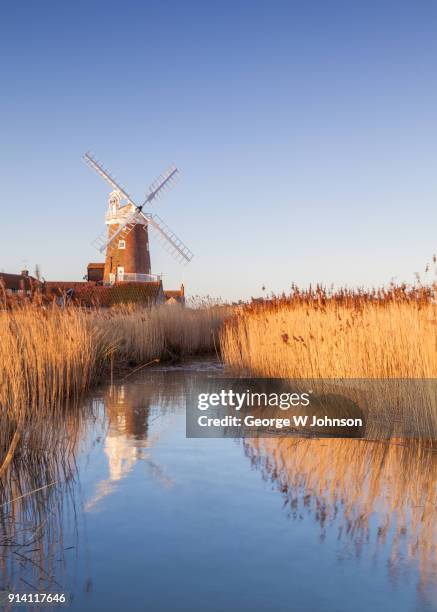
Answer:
top-left (142, 212), bottom-right (193, 264)
top-left (143, 166), bottom-right (179, 206)
top-left (98, 210), bottom-right (141, 253)
top-left (83, 152), bottom-right (135, 205)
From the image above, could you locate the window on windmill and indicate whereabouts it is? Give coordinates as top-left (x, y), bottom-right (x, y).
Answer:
top-left (118, 240), bottom-right (126, 250)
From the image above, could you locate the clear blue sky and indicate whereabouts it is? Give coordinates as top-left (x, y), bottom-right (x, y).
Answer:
top-left (1, 1), bottom-right (437, 300)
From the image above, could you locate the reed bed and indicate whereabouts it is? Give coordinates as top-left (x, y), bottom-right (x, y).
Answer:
top-left (220, 285), bottom-right (437, 378)
top-left (92, 301), bottom-right (226, 364)
top-left (0, 301), bottom-right (229, 467)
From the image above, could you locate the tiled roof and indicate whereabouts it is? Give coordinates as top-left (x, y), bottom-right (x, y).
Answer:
top-left (44, 281), bottom-right (90, 290)
top-left (114, 281), bottom-right (163, 298)
top-left (87, 262), bottom-right (105, 269)
top-left (44, 281), bottom-right (164, 306)
top-left (0, 273), bottom-right (39, 291)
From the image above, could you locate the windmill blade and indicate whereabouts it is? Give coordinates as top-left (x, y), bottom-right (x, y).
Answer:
top-left (97, 210), bottom-right (141, 253)
top-left (83, 152), bottom-right (137, 206)
top-left (138, 211), bottom-right (193, 264)
top-left (143, 165), bottom-right (179, 206)
top-left (91, 226), bottom-right (110, 252)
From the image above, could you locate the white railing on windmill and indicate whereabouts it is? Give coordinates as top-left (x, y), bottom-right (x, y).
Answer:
top-left (83, 151), bottom-right (193, 265)
top-left (117, 273), bottom-right (162, 283)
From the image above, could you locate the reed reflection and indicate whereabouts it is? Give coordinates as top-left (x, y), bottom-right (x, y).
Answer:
top-left (244, 435), bottom-right (437, 598)
top-left (0, 403), bottom-right (92, 597)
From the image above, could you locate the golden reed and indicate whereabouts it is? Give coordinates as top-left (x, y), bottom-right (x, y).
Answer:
top-left (0, 301), bottom-right (228, 465)
top-left (220, 285), bottom-right (437, 378)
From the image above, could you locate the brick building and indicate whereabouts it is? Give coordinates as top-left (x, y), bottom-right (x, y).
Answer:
top-left (0, 270), bottom-right (40, 295)
top-left (87, 262), bottom-right (105, 283)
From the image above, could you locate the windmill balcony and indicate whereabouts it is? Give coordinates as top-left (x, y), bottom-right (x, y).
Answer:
top-left (106, 273), bottom-right (162, 285)
top-left (105, 209), bottom-right (147, 225)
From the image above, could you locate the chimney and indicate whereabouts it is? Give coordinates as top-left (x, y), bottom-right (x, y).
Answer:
top-left (180, 283), bottom-right (185, 296)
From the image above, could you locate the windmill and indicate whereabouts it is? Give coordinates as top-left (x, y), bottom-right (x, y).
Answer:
top-left (83, 152), bottom-right (193, 285)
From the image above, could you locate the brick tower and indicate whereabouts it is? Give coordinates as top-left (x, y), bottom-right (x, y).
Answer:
top-left (103, 191), bottom-right (151, 284)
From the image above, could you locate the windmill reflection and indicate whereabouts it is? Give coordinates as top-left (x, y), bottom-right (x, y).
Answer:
top-left (85, 379), bottom-right (176, 511)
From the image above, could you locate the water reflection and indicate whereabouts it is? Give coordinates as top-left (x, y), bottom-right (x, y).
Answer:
top-left (0, 404), bottom-right (91, 598)
top-left (1, 365), bottom-right (437, 611)
top-left (244, 435), bottom-right (437, 600)
top-left (85, 382), bottom-right (175, 511)
top-left (0, 373), bottom-right (182, 597)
